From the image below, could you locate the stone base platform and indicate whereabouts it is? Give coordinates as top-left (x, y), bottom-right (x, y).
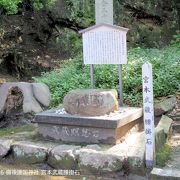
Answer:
top-left (35, 107), bottom-right (143, 144)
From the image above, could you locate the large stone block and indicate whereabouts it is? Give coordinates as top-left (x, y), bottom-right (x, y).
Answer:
top-left (12, 142), bottom-right (47, 164)
top-left (48, 145), bottom-right (80, 169)
top-left (76, 149), bottom-right (123, 173)
top-left (38, 124), bottom-right (117, 144)
top-left (151, 168), bottom-right (180, 179)
top-left (32, 83), bottom-right (50, 107)
top-left (157, 115), bottom-right (173, 135)
top-left (0, 82), bottom-right (50, 114)
top-left (155, 127), bottom-right (166, 152)
top-left (0, 139), bottom-right (13, 159)
top-left (35, 107), bottom-right (143, 144)
top-left (107, 132), bottom-right (145, 173)
top-left (154, 96), bottom-right (176, 116)
top-left (63, 89), bottom-right (118, 116)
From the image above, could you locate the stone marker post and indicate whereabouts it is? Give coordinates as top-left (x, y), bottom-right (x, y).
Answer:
top-left (142, 62), bottom-right (155, 168)
top-left (95, 0), bottom-right (113, 24)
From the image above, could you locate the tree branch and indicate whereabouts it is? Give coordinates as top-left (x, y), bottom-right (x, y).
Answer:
top-left (124, 4), bottom-right (163, 25)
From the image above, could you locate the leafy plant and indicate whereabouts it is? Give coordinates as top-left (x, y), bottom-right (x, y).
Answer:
top-left (32, 0), bottom-right (57, 10)
top-left (34, 45), bottom-right (180, 107)
top-left (0, 0), bottom-right (22, 14)
top-left (55, 28), bottom-right (82, 56)
top-left (65, 0), bottom-right (95, 26)
top-left (171, 32), bottom-right (180, 48)
top-left (0, 0), bottom-right (57, 14)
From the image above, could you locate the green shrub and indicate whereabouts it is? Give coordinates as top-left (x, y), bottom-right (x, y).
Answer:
top-left (0, 0), bottom-right (22, 14)
top-left (55, 28), bottom-right (82, 57)
top-left (0, 0), bottom-right (57, 14)
top-left (34, 55), bottom-right (90, 107)
top-left (171, 32), bottom-right (180, 48)
top-left (34, 45), bottom-right (180, 107)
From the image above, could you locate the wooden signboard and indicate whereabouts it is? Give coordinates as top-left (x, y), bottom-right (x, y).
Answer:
top-left (79, 24), bottom-right (128, 65)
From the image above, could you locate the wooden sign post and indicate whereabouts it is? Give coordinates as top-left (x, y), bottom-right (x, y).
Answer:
top-left (142, 62), bottom-right (155, 168)
top-left (80, 24), bottom-right (128, 107)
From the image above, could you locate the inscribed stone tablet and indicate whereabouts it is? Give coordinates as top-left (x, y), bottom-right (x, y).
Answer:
top-left (95, 0), bottom-right (113, 24)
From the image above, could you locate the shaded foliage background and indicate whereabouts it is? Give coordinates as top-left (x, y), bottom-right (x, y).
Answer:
top-left (0, 0), bottom-right (179, 106)
top-left (0, 0), bottom-right (179, 56)
top-left (34, 44), bottom-right (180, 107)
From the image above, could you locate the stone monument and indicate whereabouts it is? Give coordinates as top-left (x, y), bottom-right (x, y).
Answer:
top-left (35, 88), bottom-right (142, 144)
top-left (35, 106), bottom-right (142, 144)
top-left (35, 0), bottom-right (143, 145)
top-left (63, 89), bottom-right (119, 116)
top-left (95, 0), bottom-right (113, 24)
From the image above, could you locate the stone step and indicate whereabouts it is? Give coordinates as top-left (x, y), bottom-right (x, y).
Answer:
top-left (151, 167), bottom-right (180, 179)
top-left (154, 96), bottom-right (177, 116)
top-left (172, 122), bottom-right (180, 133)
top-left (0, 122), bottom-right (169, 176)
top-left (168, 113), bottom-right (180, 121)
top-left (170, 133), bottom-right (180, 142)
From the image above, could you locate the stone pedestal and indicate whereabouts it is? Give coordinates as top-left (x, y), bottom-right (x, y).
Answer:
top-left (35, 107), bottom-right (143, 145)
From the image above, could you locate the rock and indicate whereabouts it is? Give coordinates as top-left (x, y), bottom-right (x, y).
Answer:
top-left (107, 128), bottom-right (166, 174)
top-left (155, 127), bottom-right (166, 152)
top-left (76, 149), bottom-right (123, 173)
top-left (32, 83), bottom-right (50, 107)
top-left (48, 145), bottom-right (80, 169)
top-left (63, 89), bottom-right (119, 116)
top-left (154, 96), bottom-right (176, 116)
top-left (151, 167), bottom-right (180, 180)
top-left (35, 107), bottom-right (143, 145)
top-left (12, 142), bottom-right (47, 164)
top-left (0, 139), bottom-right (13, 159)
top-left (83, 144), bottom-right (102, 151)
top-left (18, 83), bottom-right (43, 113)
top-left (172, 121), bottom-right (180, 133)
top-left (0, 82), bottom-right (50, 114)
top-left (157, 115), bottom-right (173, 135)
top-left (107, 133), bottom-right (145, 175)
top-left (169, 112), bottom-right (180, 121)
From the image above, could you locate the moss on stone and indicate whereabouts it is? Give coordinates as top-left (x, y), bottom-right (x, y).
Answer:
top-left (125, 158), bottom-right (146, 175)
top-left (61, 155), bottom-right (77, 169)
top-left (79, 159), bottom-right (122, 173)
top-left (156, 144), bottom-right (172, 167)
top-left (12, 145), bottom-right (46, 164)
top-left (48, 155), bottom-right (78, 169)
top-left (110, 159), bottom-right (123, 171)
top-left (79, 164), bottom-right (99, 173)
top-left (0, 124), bottom-right (35, 137)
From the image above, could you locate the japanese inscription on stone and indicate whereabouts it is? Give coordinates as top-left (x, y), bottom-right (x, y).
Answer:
top-left (62, 126), bottom-right (99, 138)
top-left (53, 125), bottom-right (99, 139)
top-left (95, 0), bottom-right (113, 24)
top-left (142, 62), bottom-right (155, 168)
